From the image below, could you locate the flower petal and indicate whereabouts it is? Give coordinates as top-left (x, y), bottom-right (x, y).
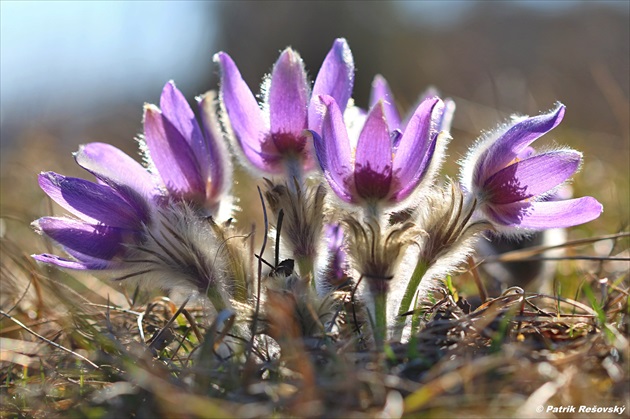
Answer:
top-left (269, 48), bottom-right (309, 136)
top-left (484, 150), bottom-right (581, 205)
top-left (35, 217), bottom-right (127, 260)
top-left (439, 98), bottom-right (456, 133)
top-left (38, 172), bottom-right (145, 229)
top-left (159, 81), bottom-right (208, 173)
top-left (74, 142), bottom-right (157, 201)
top-left (392, 97), bottom-right (443, 201)
top-left (143, 105), bottom-right (205, 199)
top-left (197, 91), bottom-right (229, 201)
top-left (487, 197), bottom-right (603, 229)
top-left (354, 102), bottom-right (392, 201)
top-left (369, 75), bottom-right (401, 130)
top-left (215, 52), bottom-right (274, 172)
top-left (309, 38), bottom-right (355, 130)
top-left (476, 103), bottom-right (565, 186)
top-left (33, 253), bottom-right (112, 270)
top-left (313, 95), bottom-right (354, 203)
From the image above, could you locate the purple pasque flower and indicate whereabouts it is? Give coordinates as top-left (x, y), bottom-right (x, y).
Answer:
top-left (460, 103), bottom-right (603, 231)
top-left (33, 143), bottom-right (153, 270)
top-left (312, 94), bottom-right (445, 206)
top-left (215, 38), bottom-right (354, 174)
top-left (143, 81), bottom-right (229, 212)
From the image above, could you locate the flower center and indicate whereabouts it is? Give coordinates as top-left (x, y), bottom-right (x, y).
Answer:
top-left (271, 131), bottom-right (307, 157)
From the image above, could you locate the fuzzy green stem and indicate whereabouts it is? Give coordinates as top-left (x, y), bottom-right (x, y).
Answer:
top-left (406, 291), bottom-right (423, 358)
top-left (207, 286), bottom-right (226, 312)
top-left (296, 255), bottom-right (316, 288)
top-left (373, 290), bottom-right (388, 350)
top-left (397, 260), bottom-right (429, 325)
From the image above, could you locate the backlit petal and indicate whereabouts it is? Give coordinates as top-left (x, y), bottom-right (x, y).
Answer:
top-left (197, 91), bottom-right (229, 200)
top-left (309, 38), bottom-right (355, 130)
top-left (369, 75), bottom-right (401, 130)
top-left (313, 95), bottom-right (354, 202)
top-left (484, 150), bottom-right (581, 205)
top-left (74, 142), bottom-right (157, 201)
top-left (215, 52), bottom-right (275, 171)
top-left (33, 253), bottom-right (113, 270)
top-left (159, 81), bottom-right (207, 173)
top-left (39, 172), bottom-right (145, 229)
top-left (35, 217), bottom-right (127, 260)
top-left (486, 197), bottom-right (602, 229)
top-left (475, 103), bottom-right (565, 186)
top-left (354, 102), bottom-right (392, 201)
top-left (269, 48), bottom-right (309, 136)
top-left (392, 97), bottom-right (443, 201)
top-left (143, 105), bottom-right (205, 199)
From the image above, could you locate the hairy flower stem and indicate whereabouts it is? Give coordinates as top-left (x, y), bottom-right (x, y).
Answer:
top-left (296, 255), bottom-right (316, 288)
top-left (372, 288), bottom-right (388, 350)
top-left (207, 285), bottom-right (226, 312)
top-left (396, 260), bottom-right (429, 329)
top-left (406, 294), bottom-right (423, 358)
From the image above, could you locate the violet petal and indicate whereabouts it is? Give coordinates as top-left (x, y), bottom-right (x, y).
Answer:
top-left (313, 95), bottom-right (354, 203)
top-left (269, 48), bottom-right (309, 136)
top-left (391, 97), bottom-right (443, 201)
top-left (476, 103), bottom-right (565, 187)
top-left (39, 172), bottom-right (145, 229)
top-left (483, 150), bottom-right (581, 205)
top-left (32, 253), bottom-right (112, 270)
top-left (487, 197), bottom-right (603, 229)
top-left (35, 217), bottom-right (127, 260)
top-left (197, 91), bottom-right (227, 201)
top-left (354, 102), bottom-right (393, 201)
top-left (143, 105), bottom-right (205, 199)
top-left (215, 52), bottom-right (275, 172)
top-left (369, 75), bottom-right (401, 130)
top-left (74, 142), bottom-right (157, 201)
top-left (159, 81), bottom-right (208, 173)
top-left (309, 38), bottom-right (355, 130)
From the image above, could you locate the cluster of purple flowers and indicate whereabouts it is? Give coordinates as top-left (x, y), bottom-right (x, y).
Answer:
top-left (33, 38), bottom-right (603, 345)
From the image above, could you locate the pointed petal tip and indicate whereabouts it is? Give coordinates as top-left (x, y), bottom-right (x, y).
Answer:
top-left (332, 37), bottom-right (350, 54)
top-left (214, 51), bottom-right (234, 68)
top-left (143, 103), bottom-right (160, 113)
top-left (160, 80), bottom-right (180, 102)
top-left (279, 46), bottom-right (299, 57)
top-left (373, 73), bottom-right (385, 82)
top-left (164, 79), bottom-right (176, 90)
top-left (31, 218), bottom-right (42, 233)
top-left (548, 101), bottom-right (566, 122)
top-left (317, 94), bottom-right (337, 108)
top-left (32, 253), bottom-right (103, 270)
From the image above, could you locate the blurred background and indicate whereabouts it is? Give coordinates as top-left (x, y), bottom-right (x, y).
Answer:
top-left (1, 0), bottom-right (628, 244)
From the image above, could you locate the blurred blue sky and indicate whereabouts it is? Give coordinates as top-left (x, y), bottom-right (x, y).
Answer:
top-left (1, 0), bottom-right (627, 133)
top-left (1, 1), bottom-right (216, 130)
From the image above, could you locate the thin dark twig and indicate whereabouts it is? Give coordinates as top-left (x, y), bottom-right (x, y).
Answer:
top-left (275, 209), bottom-right (284, 267)
top-left (351, 274), bottom-right (365, 338)
top-left (483, 232), bottom-right (630, 263)
top-left (247, 186), bottom-right (268, 362)
top-left (5, 277), bottom-right (32, 315)
top-left (181, 308), bottom-right (204, 343)
top-left (500, 256), bottom-right (630, 262)
top-left (468, 256), bottom-right (488, 302)
top-left (0, 309), bottom-right (100, 369)
top-left (148, 296), bottom-right (191, 351)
